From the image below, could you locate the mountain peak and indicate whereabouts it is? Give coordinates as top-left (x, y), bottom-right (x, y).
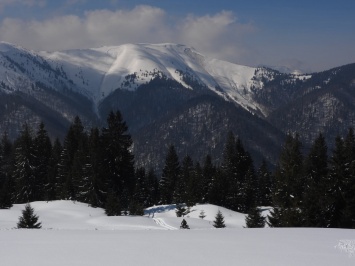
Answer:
top-left (0, 41), bottom-right (21, 52)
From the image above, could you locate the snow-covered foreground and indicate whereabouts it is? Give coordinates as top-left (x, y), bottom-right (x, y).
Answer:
top-left (0, 201), bottom-right (354, 266)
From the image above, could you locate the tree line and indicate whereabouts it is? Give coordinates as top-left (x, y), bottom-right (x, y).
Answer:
top-left (0, 110), bottom-right (354, 228)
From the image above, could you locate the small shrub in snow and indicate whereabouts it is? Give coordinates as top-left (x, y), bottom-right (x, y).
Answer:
top-left (180, 219), bottom-right (190, 229)
top-left (17, 203), bottom-right (42, 229)
top-left (213, 210), bottom-right (226, 228)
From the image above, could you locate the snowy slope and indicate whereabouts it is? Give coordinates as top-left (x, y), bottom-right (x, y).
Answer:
top-left (0, 41), bottom-right (302, 115)
top-left (39, 43), bottom-right (270, 112)
top-left (0, 201), bottom-right (252, 230)
top-left (0, 41), bottom-right (315, 116)
top-left (0, 201), bottom-right (354, 266)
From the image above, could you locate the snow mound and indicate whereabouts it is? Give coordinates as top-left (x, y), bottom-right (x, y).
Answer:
top-left (0, 201), bottom-right (262, 230)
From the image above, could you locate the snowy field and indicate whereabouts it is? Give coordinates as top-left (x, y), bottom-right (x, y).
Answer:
top-left (0, 201), bottom-right (354, 266)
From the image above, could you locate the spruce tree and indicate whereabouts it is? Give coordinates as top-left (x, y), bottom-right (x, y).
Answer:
top-left (173, 155), bottom-right (191, 204)
top-left (13, 123), bottom-right (36, 203)
top-left (159, 145), bottom-right (180, 204)
top-left (101, 111), bottom-right (135, 209)
top-left (186, 161), bottom-right (202, 207)
top-left (17, 203), bottom-right (42, 229)
top-left (213, 210), bottom-right (226, 228)
top-left (56, 116), bottom-right (86, 200)
top-left (105, 191), bottom-right (121, 216)
top-left (245, 206), bottom-right (265, 228)
top-left (0, 132), bottom-right (14, 208)
top-left (201, 154), bottom-right (215, 203)
top-left (133, 167), bottom-right (148, 207)
top-left (272, 133), bottom-right (304, 226)
top-left (78, 128), bottom-right (105, 207)
top-left (221, 132), bottom-right (238, 210)
top-left (175, 203), bottom-right (187, 217)
top-left (256, 160), bottom-right (273, 206)
top-left (342, 128), bottom-right (355, 228)
top-left (180, 219), bottom-right (190, 229)
top-left (46, 138), bottom-right (62, 201)
top-left (33, 122), bottom-right (52, 201)
top-left (199, 210), bottom-right (206, 219)
top-left (267, 207), bottom-right (283, 227)
top-left (327, 136), bottom-right (347, 228)
top-left (302, 133), bottom-right (329, 227)
top-left (146, 169), bottom-right (160, 206)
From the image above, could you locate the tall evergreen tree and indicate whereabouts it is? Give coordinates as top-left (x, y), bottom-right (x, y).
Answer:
top-left (256, 160), bottom-right (273, 206)
top-left (342, 128), bottom-right (355, 228)
top-left (56, 116), bottom-right (86, 200)
top-left (267, 207), bottom-right (284, 227)
top-left (245, 206), bottom-right (266, 228)
top-left (101, 111), bottom-right (135, 209)
top-left (33, 122), bottom-right (52, 201)
top-left (46, 138), bottom-right (62, 201)
top-left (145, 168), bottom-right (160, 207)
top-left (173, 155), bottom-right (191, 204)
top-left (328, 136), bottom-right (347, 228)
top-left (201, 154), bottom-right (215, 203)
top-left (302, 133), bottom-right (329, 227)
top-left (186, 162), bottom-right (203, 206)
top-left (221, 132), bottom-right (238, 210)
top-left (13, 123), bottom-right (36, 203)
top-left (0, 132), bottom-right (14, 208)
top-left (133, 167), bottom-right (148, 207)
top-left (272, 133), bottom-right (303, 226)
top-left (159, 145), bottom-right (180, 204)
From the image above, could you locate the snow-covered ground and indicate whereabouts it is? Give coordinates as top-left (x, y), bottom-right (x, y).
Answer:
top-left (0, 201), bottom-right (354, 265)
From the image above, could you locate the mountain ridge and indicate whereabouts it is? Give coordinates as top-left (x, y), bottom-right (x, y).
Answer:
top-left (1, 41), bottom-right (355, 170)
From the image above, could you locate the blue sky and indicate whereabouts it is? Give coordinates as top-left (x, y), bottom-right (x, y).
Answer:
top-left (0, 0), bottom-right (354, 72)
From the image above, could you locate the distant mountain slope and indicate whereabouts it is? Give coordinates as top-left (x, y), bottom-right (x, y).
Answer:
top-left (1, 42), bottom-right (355, 170)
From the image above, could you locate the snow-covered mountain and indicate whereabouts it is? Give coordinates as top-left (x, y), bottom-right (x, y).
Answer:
top-left (0, 42), bottom-right (282, 115)
top-left (1, 41), bottom-right (355, 170)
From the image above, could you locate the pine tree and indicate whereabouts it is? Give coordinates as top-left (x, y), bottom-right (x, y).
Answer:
top-left (272, 133), bottom-right (304, 226)
top-left (201, 154), bottom-right (215, 203)
top-left (267, 207), bottom-right (283, 227)
top-left (0, 132), bottom-right (14, 208)
top-left (46, 138), bottom-right (62, 201)
top-left (180, 219), bottom-right (190, 229)
top-left (221, 132), bottom-right (238, 210)
top-left (133, 167), bottom-right (148, 207)
top-left (175, 203), bottom-right (187, 217)
top-left (245, 206), bottom-right (265, 228)
top-left (173, 155), bottom-right (191, 204)
top-left (342, 128), bottom-right (355, 228)
top-left (302, 133), bottom-right (329, 227)
top-left (33, 122), bottom-right (52, 201)
top-left (101, 111), bottom-right (135, 209)
top-left (17, 203), bottom-right (42, 229)
top-left (145, 169), bottom-right (160, 206)
top-left (159, 145), bottom-right (180, 204)
top-left (199, 210), bottom-right (206, 219)
top-left (105, 191), bottom-right (121, 216)
top-left (213, 210), bottom-right (226, 228)
top-left (256, 160), bottom-right (273, 206)
top-left (327, 136), bottom-right (347, 228)
top-left (13, 123), bottom-right (36, 203)
top-left (56, 116), bottom-right (86, 200)
top-left (78, 128), bottom-right (105, 207)
top-left (186, 161), bottom-right (202, 207)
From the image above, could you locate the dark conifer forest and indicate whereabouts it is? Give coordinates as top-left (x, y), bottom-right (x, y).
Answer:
top-left (0, 110), bottom-right (354, 229)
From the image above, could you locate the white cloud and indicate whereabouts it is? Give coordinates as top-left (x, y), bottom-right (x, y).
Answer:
top-left (0, 5), bottom-right (256, 65)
